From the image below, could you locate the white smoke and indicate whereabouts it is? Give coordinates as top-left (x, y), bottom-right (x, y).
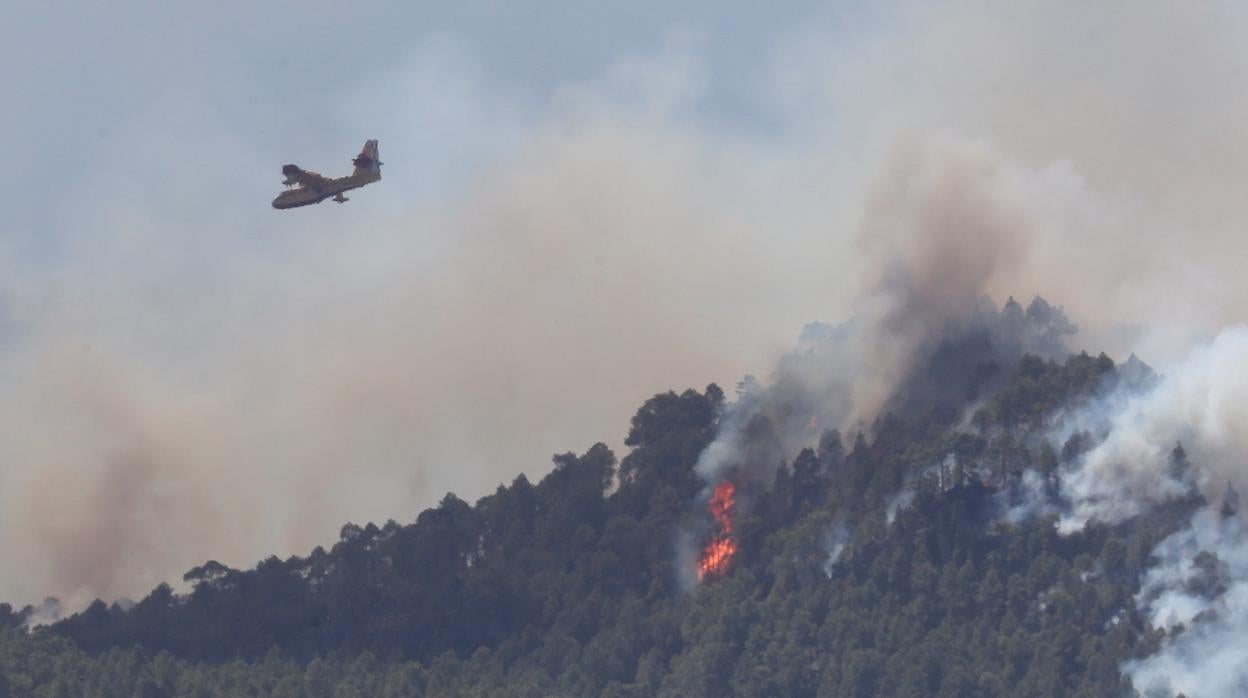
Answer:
top-left (1075, 328), bottom-right (1248, 696)
top-left (885, 488), bottom-right (915, 525)
top-left (965, 326), bottom-right (1248, 694)
top-left (997, 470), bottom-right (1060, 525)
top-left (21, 598), bottom-right (63, 630)
top-left (1126, 510), bottom-right (1248, 697)
top-left (822, 522), bottom-right (851, 577)
top-left (1053, 326), bottom-right (1248, 533)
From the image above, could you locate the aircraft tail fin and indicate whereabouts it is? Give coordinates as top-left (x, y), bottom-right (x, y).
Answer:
top-left (352, 139), bottom-right (381, 176)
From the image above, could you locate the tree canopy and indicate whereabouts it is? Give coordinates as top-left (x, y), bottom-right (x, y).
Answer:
top-left (0, 331), bottom-right (1204, 697)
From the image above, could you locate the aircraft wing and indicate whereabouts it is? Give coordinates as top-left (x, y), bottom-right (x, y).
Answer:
top-left (282, 164), bottom-right (331, 188)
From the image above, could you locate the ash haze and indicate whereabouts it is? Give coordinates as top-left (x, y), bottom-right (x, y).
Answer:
top-left (3, 0), bottom-right (1248, 612)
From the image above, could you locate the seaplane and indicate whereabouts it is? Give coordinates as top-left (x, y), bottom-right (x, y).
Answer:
top-left (272, 140), bottom-right (381, 209)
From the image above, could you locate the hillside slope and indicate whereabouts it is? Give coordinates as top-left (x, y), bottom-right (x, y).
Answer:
top-left (0, 298), bottom-right (1217, 697)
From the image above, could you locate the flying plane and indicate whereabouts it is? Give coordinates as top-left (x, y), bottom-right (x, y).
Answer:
top-left (272, 140), bottom-right (382, 209)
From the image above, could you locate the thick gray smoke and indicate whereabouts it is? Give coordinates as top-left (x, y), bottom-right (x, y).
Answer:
top-left (682, 136), bottom-right (1076, 587)
top-left (848, 137), bottom-right (1032, 423)
top-left (695, 135), bottom-right (1065, 487)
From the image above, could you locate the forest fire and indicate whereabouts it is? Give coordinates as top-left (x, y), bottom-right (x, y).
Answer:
top-left (697, 480), bottom-right (737, 581)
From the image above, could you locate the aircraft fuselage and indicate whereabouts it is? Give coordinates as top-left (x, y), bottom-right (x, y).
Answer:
top-left (271, 171), bottom-right (381, 209)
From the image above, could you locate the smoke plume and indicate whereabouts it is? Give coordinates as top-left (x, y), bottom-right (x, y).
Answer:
top-left (7, 2), bottom-right (1248, 619)
top-left (695, 135), bottom-right (1068, 487)
top-left (1127, 509), bottom-right (1248, 696)
top-left (1048, 327), bottom-right (1248, 532)
top-left (993, 327), bottom-right (1248, 694)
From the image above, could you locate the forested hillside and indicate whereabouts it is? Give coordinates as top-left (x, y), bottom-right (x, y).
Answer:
top-left (0, 298), bottom-right (1216, 697)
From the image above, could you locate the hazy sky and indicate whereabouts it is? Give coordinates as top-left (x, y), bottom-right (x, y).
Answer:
top-left (4, 1), bottom-right (1248, 606)
top-left (1, 1), bottom-right (864, 604)
top-left (1, 1), bottom-right (851, 237)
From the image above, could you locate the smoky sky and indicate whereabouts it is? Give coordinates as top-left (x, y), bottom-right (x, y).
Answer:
top-left (4, 1), bottom-right (1248, 607)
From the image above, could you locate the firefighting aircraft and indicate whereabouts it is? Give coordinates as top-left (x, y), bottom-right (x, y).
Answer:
top-left (272, 140), bottom-right (382, 209)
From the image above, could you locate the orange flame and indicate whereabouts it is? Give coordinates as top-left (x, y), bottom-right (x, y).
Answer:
top-left (698, 480), bottom-right (737, 581)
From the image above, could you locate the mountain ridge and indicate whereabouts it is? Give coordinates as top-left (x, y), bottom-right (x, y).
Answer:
top-left (0, 297), bottom-right (1213, 697)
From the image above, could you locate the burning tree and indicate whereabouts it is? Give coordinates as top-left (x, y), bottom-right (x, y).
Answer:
top-left (697, 480), bottom-right (737, 581)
